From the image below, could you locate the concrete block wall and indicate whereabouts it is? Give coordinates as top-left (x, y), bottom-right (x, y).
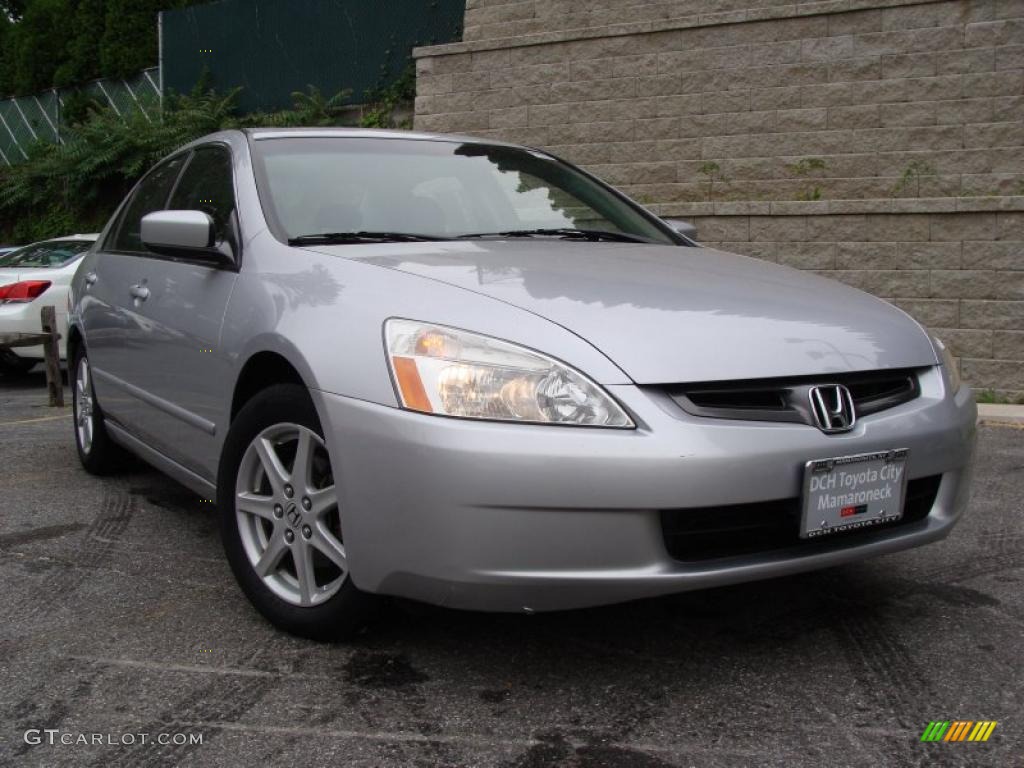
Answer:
top-left (415, 0), bottom-right (1024, 397)
top-left (680, 200), bottom-right (1024, 397)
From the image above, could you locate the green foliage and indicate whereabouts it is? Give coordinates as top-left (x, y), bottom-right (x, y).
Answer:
top-left (786, 157), bottom-right (827, 176)
top-left (975, 389), bottom-right (1024, 405)
top-left (59, 90), bottom-right (103, 127)
top-left (359, 66), bottom-right (416, 129)
top-left (0, 0), bottom-right (199, 97)
top-left (891, 159), bottom-right (937, 198)
top-left (0, 80), bottom-right (402, 243)
top-left (0, 0), bottom-right (27, 20)
top-left (7, 0), bottom-right (74, 94)
top-left (787, 157), bottom-right (827, 201)
top-left (54, 0), bottom-right (105, 87)
top-left (697, 161), bottom-right (726, 202)
top-left (238, 85), bottom-right (354, 128)
top-left (795, 186), bottom-right (823, 201)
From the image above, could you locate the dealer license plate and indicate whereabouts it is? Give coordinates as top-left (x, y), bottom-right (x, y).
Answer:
top-left (800, 449), bottom-right (909, 539)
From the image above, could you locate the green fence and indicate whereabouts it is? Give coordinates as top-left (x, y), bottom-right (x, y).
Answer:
top-left (0, 67), bottom-right (161, 166)
top-left (161, 0), bottom-right (464, 113)
top-left (0, 0), bottom-right (465, 164)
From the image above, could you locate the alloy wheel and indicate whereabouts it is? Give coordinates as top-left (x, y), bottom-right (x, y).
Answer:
top-left (234, 423), bottom-right (346, 607)
top-left (75, 356), bottom-right (95, 454)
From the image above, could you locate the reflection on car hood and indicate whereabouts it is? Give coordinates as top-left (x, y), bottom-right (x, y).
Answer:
top-left (309, 240), bottom-right (938, 384)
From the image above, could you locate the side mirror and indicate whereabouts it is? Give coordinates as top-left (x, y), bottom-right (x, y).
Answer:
top-left (141, 210), bottom-right (234, 267)
top-left (662, 218), bottom-right (698, 241)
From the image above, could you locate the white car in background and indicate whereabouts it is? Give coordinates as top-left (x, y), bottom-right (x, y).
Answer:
top-left (0, 234), bottom-right (98, 375)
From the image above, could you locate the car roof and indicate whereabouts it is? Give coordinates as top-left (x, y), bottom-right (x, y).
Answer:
top-left (241, 126), bottom-right (516, 144)
top-left (242, 126), bottom-right (522, 148)
top-left (171, 127), bottom-right (529, 160)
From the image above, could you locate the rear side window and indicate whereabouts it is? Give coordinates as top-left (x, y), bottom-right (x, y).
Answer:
top-left (168, 145), bottom-right (237, 245)
top-left (110, 155), bottom-right (187, 253)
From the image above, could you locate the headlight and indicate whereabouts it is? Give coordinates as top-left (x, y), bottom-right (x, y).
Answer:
top-left (385, 319), bottom-right (634, 427)
top-left (932, 334), bottom-right (961, 392)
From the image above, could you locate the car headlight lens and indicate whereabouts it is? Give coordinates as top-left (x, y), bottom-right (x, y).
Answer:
top-left (385, 319), bottom-right (634, 427)
top-left (932, 334), bottom-right (961, 392)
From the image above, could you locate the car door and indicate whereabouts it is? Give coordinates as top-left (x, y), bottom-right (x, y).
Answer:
top-left (82, 153), bottom-right (189, 437)
top-left (120, 143), bottom-right (241, 477)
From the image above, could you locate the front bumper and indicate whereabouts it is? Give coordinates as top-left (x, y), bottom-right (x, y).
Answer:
top-left (313, 366), bottom-right (976, 612)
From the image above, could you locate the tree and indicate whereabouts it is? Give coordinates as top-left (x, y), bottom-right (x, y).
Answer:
top-left (0, 0), bottom-right (202, 96)
top-left (54, 0), bottom-right (105, 87)
top-left (10, 0), bottom-right (74, 94)
top-left (0, 16), bottom-right (15, 95)
top-left (0, 0), bottom-right (27, 21)
top-left (101, 0), bottom-right (193, 79)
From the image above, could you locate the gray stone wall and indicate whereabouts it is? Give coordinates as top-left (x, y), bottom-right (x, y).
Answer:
top-left (683, 200), bottom-right (1023, 396)
top-left (415, 0), bottom-right (1024, 397)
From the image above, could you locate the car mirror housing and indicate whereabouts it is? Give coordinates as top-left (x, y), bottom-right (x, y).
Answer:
top-left (141, 210), bottom-right (234, 267)
top-left (662, 218), bottom-right (698, 241)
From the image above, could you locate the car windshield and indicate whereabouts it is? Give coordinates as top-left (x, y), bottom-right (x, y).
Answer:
top-left (252, 137), bottom-right (677, 245)
top-left (0, 240), bottom-right (92, 268)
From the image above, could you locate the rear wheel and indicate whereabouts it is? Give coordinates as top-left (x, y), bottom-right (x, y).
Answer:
top-left (218, 384), bottom-right (374, 640)
top-left (72, 348), bottom-right (125, 474)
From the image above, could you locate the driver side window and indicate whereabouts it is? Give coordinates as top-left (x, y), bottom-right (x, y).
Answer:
top-left (109, 154), bottom-right (187, 253)
top-left (168, 145), bottom-right (237, 246)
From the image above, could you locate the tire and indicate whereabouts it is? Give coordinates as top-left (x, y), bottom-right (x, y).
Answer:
top-left (217, 383), bottom-right (374, 641)
top-left (72, 347), bottom-right (126, 474)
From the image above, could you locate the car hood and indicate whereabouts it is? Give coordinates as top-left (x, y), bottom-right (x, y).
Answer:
top-left (310, 240), bottom-right (938, 384)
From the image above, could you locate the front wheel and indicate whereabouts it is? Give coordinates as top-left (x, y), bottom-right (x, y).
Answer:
top-left (218, 384), bottom-right (374, 640)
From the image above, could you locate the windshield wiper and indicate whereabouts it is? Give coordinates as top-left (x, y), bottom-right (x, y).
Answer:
top-left (458, 228), bottom-right (651, 243)
top-left (288, 231), bottom-right (449, 245)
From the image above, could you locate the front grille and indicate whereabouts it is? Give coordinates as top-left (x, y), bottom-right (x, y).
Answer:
top-left (660, 474), bottom-right (942, 562)
top-left (666, 368), bottom-right (921, 426)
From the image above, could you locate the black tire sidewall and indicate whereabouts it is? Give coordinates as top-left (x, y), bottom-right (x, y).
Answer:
top-left (217, 383), bottom-right (372, 641)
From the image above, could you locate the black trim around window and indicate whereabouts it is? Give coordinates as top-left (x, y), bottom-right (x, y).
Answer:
top-left (101, 141), bottom-right (243, 271)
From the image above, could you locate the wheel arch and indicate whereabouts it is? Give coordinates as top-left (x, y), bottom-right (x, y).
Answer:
top-left (230, 349), bottom-right (310, 423)
top-left (66, 323), bottom-right (84, 364)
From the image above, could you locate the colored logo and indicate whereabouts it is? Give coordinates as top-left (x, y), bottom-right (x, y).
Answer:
top-left (920, 721), bottom-right (997, 742)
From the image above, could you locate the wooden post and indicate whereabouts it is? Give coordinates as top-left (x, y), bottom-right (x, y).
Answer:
top-left (39, 305), bottom-right (64, 407)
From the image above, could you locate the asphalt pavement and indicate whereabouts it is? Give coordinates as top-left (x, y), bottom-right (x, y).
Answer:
top-left (0, 370), bottom-right (1021, 768)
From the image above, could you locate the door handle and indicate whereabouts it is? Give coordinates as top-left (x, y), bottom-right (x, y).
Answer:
top-left (129, 283), bottom-right (150, 301)
top-left (84, 271), bottom-right (97, 287)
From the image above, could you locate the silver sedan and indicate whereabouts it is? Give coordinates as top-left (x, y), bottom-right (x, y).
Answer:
top-left (68, 128), bottom-right (976, 639)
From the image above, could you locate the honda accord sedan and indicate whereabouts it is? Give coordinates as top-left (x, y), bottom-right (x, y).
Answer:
top-left (68, 128), bottom-right (976, 639)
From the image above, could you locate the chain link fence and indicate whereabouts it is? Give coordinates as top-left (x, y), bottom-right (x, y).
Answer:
top-left (0, 66), bottom-right (161, 166)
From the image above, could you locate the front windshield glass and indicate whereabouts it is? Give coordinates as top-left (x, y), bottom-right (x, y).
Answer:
top-left (252, 137), bottom-right (677, 245)
top-left (0, 240), bottom-right (92, 268)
